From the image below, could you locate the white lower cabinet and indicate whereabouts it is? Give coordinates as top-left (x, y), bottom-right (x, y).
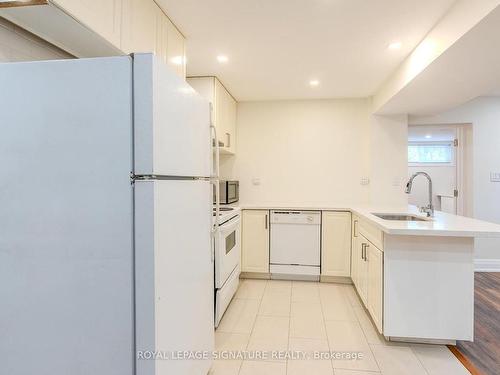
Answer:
top-left (352, 220), bottom-right (384, 333)
top-left (241, 210), bottom-right (269, 273)
top-left (357, 235), bottom-right (369, 305)
top-left (367, 243), bottom-right (383, 333)
top-left (321, 211), bottom-right (351, 277)
top-left (351, 216), bottom-right (360, 286)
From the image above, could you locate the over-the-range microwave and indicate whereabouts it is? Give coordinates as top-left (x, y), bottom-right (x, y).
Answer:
top-left (214, 180), bottom-right (239, 204)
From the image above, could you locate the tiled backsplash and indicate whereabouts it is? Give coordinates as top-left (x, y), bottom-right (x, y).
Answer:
top-left (0, 16), bottom-right (72, 62)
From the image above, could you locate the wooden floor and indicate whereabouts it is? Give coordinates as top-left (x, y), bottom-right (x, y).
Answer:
top-left (452, 272), bottom-right (500, 375)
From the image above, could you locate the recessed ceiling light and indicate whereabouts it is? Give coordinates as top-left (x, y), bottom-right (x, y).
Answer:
top-left (309, 80), bottom-right (320, 87)
top-left (217, 55), bottom-right (229, 63)
top-left (388, 42), bottom-right (402, 50)
top-left (425, 134), bottom-right (432, 139)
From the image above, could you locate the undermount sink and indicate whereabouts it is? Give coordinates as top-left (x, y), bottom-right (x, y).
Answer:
top-left (371, 213), bottom-right (430, 222)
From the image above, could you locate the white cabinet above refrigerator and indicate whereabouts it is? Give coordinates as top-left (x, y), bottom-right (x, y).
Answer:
top-left (187, 76), bottom-right (237, 155)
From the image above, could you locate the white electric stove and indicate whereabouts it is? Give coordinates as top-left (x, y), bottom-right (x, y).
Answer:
top-left (213, 206), bottom-right (241, 327)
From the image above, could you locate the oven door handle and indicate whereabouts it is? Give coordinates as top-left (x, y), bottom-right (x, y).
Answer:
top-left (219, 216), bottom-right (241, 234)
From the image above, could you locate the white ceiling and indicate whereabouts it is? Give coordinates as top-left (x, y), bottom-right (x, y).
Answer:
top-left (376, 4), bottom-right (500, 116)
top-left (159, 0), bottom-right (456, 101)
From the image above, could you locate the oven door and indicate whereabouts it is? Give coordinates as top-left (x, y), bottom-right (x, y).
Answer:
top-left (215, 215), bottom-right (241, 289)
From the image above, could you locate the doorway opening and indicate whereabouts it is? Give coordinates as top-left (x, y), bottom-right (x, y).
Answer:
top-left (407, 123), bottom-right (473, 217)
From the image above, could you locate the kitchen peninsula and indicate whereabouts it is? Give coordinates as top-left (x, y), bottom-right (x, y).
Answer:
top-left (238, 204), bottom-right (500, 345)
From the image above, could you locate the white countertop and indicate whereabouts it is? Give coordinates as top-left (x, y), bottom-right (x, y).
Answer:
top-left (237, 203), bottom-right (500, 238)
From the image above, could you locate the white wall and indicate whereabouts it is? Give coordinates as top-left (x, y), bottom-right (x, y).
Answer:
top-left (0, 17), bottom-right (70, 62)
top-left (222, 99), bottom-right (372, 206)
top-left (410, 96), bottom-right (500, 261)
top-left (369, 114), bottom-right (409, 206)
top-left (222, 99), bottom-right (409, 208)
top-left (408, 165), bottom-right (456, 209)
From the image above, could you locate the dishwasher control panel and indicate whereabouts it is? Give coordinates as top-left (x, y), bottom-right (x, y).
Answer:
top-left (270, 210), bottom-right (321, 225)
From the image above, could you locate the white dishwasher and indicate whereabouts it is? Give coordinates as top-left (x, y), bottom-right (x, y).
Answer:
top-left (270, 210), bottom-right (321, 279)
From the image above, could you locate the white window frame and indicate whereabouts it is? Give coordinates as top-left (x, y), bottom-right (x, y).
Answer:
top-left (408, 141), bottom-right (456, 167)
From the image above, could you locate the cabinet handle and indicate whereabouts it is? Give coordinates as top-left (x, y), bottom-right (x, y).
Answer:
top-left (364, 243), bottom-right (370, 262)
top-left (226, 132), bottom-right (231, 148)
top-left (361, 243), bottom-right (365, 260)
top-left (353, 220), bottom-right (358, 237)
top-left (265, 214), bottom-right (268, 230)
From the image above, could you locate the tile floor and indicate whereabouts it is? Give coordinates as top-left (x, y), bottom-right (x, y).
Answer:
top-left (210, 279), bottom-right (471, 375)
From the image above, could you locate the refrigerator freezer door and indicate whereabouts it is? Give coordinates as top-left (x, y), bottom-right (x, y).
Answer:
top-left (134, 179), bottom-right (214, 375)
top-left (0, 57), bottom-right (134, 375)
top-left (133, 53), bottom-right (212, 177)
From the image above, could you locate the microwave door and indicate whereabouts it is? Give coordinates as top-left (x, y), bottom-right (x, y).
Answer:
top-left (228, 184), bottom-right (235, 202)
top-left (226, 182), bottom-right (238, 203)
top-left (220, 182), bottom-right (227, 204)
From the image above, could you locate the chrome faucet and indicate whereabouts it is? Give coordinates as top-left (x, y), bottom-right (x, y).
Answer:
top-left (405, 172), bottom-right (434, 217)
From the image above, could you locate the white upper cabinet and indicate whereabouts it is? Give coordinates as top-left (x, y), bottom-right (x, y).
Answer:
top-left (53, 0), bottom-right (123, 48)
top-left (165, 19), bottom-right (185, 78)
top-left (0, 0), bottom-right (186, 78)
top-left (215, 79), bottom-right (237, 154)
top-left (187, 77), bottom-right (237, 154)
top-left (152, 10), bottom-right (186, 78)
top-left (321, 211), bottom-right (351, 277)
top-left (121, 0), bottom-right (186, 79)
top-left (0, 1), bottom-right (124, 57)
top-left (121, 0), bottom-right (160, 55)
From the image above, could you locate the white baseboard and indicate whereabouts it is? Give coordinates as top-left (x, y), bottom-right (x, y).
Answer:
top-left (474, 259), bottom-right (500, 272)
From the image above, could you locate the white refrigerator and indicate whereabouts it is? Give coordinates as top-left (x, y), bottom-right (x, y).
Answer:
top-left (0, 54), bottom-right (214, 375)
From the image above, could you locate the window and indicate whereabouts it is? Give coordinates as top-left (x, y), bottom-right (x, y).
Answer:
top-left (408, 142), bottom-right (454, 165)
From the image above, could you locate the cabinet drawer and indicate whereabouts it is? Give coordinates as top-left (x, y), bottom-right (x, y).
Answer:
top-left (358, 218), bottom-right (383, 251)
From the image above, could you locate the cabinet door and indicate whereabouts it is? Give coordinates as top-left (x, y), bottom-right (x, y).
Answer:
top-left (165, 18), bottom-right (186, 79)
top-left (351, 215), bottom-right (359, 285)
top-left (187, 77), bottom-right (216, 129)
top-left (321, 211), bottom-right (351, 277)
top-left (241, 210), bottom-right (269, 273)
top-left (224, 89), bottom-right (237, 154)
top-left (187, 77), bottom-right (215, 104)
top-left (351, 233), bottom-right (359, 287)
top-left (215, 79), bottom-right (236, 154)
top-left (54, 0), bottom-right (122, 48)
top-left (121, 0), bottom-right (160, 54)
top-left (367, 244), bottom-right (383, 333)
top-left (357, 236), bottom-right (369, 305)
top-left (156, 13), bottom-right (168, 64)
top-left (214, 79), bottom-right (228, 149)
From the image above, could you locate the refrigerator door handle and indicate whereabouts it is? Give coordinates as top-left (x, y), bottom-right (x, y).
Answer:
top-left (210, 102), bottom-right (221, 229)
top-left (210, 109), bottom-right (220, 179)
